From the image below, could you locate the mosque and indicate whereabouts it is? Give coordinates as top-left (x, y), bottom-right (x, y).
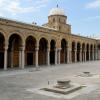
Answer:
top-left (0, 6), bottom-right (100, 70)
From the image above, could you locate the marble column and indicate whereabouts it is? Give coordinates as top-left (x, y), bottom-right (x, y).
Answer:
top-left (19, 46), bottom-right (25, 69)
top-left (84, 50), bottom-right (86, 62)
top-left (58, 48), bottom-right (61, 64)
top-left (11, 48), bottom-right (13, 68)
top-left (35, 47), bottom-right (39, 67)
top-left (94, 48), bottom-right (97, 60)
top-left (80, 49), bottom-right (82, 62)
top-left (69, 48), bottom-right (72, 63)
top-left (89, 50), bottom-right (90, 61)
top-left (4, 46), bottom-right (8, 70)
top-left (92, 50), bottom-right (94, 60)
top-left (19, 50), bottom-right (22, 68)
top-left (75, 50), bottom-right (77, 62)
top-left (47, 48), bottom-right (50, 66)
top-left (95, 47), bottom-right (98, 60)
top-left (21, 46), bottom-right (25, 69)
top-left (67, 48), bottom-right (69, 63)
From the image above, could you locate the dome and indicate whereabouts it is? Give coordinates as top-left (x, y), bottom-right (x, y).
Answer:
top-left (49, 8), bottom-right (65, 16)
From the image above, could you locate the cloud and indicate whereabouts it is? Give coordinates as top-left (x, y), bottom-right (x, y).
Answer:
top-left (86, 0), bottom-right (100, 9)
top-left (0, 0), bottom-right (49, 16)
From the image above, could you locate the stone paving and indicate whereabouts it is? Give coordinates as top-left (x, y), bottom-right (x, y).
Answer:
top-left (0, 61), bottom-right (100, 100)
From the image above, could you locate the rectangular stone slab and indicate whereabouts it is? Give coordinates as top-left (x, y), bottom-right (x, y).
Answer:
top-left (41, 86), bottom-right (85, 95)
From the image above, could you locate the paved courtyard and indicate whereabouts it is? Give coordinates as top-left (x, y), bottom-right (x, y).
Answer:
top-left (0, 61), bottom-right (100, 100)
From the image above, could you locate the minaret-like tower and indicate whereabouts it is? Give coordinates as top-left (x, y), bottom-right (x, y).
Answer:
top-left (43, 5), bottom-right (71, 33)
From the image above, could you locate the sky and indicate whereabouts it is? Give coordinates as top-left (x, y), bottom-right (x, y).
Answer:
top-left (0, 0), bottom-right (100, 38)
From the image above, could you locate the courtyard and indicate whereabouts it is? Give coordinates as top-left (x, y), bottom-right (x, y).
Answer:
top-left (0, 61), bottom-right (100, 100)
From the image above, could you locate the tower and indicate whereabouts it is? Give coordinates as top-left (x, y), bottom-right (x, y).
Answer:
top-left (43, 6), bottom-right (71, 33)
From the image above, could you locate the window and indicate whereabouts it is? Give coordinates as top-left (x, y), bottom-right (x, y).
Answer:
top-left (59, 18), bottom-right (60, 22)
top-left (53, 18), bottom-right (55, 22)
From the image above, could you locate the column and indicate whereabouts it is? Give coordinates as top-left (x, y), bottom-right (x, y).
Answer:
top-left (58, 48), bottom-right (61, 64)
top-left (67, 47), bottom-right (69, 63)
top-left (88, 45), bottom-right (90, 61)
top-left (84, 50), bottom-right (86, 62)
top-left (92, 49), bottom-right (94, 60)
top-left (82, 51), bottom-right (84, 62)
top-left (35, 47), bottom-right (39, 67)
top-left (75, 50), bottom-right (77, 62)
top-left (80, 49), bottom-right (82, 62)
top-left (47, 48), bottom-right (50, 66)
top-left (4, 46), bottom-right (8, 70)
top-left (94, 47), bottom-right (97, 60)
top-left (11, 48), bottom-right (13, 68)
top-left (89, 49), bottom-right (90, 61)
top-left (19, 46), bottom-right (25, 69)
top-left (19, 50), bottom-right (22, 68)
top-left (75, 44), bottom-right (77, 63)
top-left (95, 46), bottom-right (98, 60)
top-left (55, 48), bottom-right (58, 65)
top-left (21, 46), bottom-right (25, 69)
top-left (69, 48), bottom-right (72, 63)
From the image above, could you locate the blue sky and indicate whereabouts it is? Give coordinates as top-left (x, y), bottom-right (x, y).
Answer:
top-left (0, 0), bottom-right (100, 38)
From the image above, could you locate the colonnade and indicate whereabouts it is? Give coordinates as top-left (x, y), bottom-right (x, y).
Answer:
top-left (0, 33), bottom-right (99, 70)
top-left (3, 43), bottom-right (98, 70)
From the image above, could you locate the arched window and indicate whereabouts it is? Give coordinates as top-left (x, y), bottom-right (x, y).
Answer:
top-left (53, 18), bottom-right (55, 22)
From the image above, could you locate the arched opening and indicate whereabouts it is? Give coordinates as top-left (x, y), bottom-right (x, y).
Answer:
top-left (0, 33), bottom-right (5, 69)
top-left (50, 40), bottom-right (56, 65)
top-left (77, 42), bottom-right (81, 62)
top-left (8, 34), bottom-right (22, 68)
top-left (25, 36), bottom-right (36, 66)
top-left (90, 45), bottom-right (93, 60)
top-left (86, 44), bottom-right (89, 61)
top-left (72, 42), bottom-right (76, 62)
top-left (82, 43), bottom-right (85, 61)
top-left (60, 39), bottom-right (67, 64)
top-left (39, 38), bottom-right (47, 65)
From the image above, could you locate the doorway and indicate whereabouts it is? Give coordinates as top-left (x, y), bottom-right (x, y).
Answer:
top-left (27, 53), bottom-right (33, 65)
top-left (0, 52), bottom-right (4, 68)
top-left (50, 51), bottom-right (55, 65)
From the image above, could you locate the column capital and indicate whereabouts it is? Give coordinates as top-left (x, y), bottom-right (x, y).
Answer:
top-left (55, 48), bottom-right (58, 51)
top-left (35, 47), bottom-right (39, 51)
top-left (58, 48), bottom-right (62, 51)
top-left (4, 46), bottom-right (8, 50)
top-left (47, 48), bottom-right (50, 51)
top-left (19, 45), bottom-right (25, 51)
top-left (68, 48), bottom-right (72, 51)
top-left (74, 49), bottom-right (77, 52)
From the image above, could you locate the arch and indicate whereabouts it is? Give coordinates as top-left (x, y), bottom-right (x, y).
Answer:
top-left (0, 29), bottom-right (7, 40)
top-left (50, 39), bottom-right (56, 65)
top-left (7, 34), bottom-right (23, 68)
top-left (72, 41), bottom-right (76, 62)
top-left (50, 37), bottom-right (57, 47)
top-left (0, 32), bottom-right (5, 69)
top-left (7, 32), bottom-right (24, 46)
top-left (60, 39), bottom-right (68, 64)
top-left (25, 36), bottom-right (36, 66)
top-left (39, 38), bottom-right (48, 65)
